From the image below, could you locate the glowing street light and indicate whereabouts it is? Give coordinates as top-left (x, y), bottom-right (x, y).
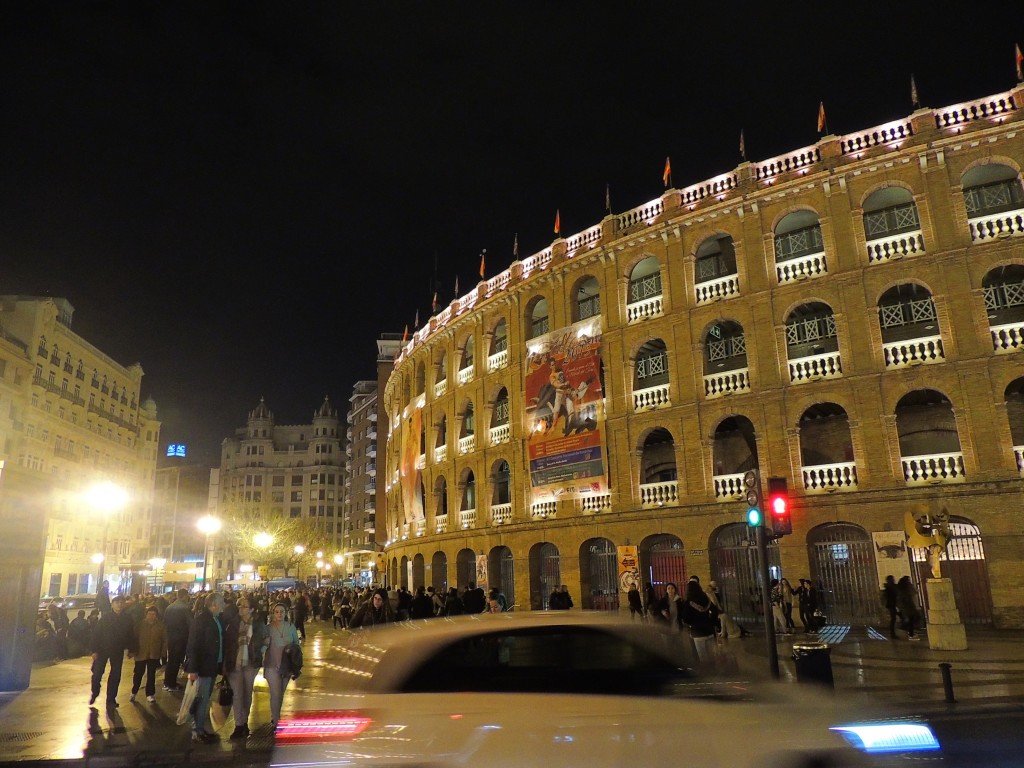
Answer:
top-left (254, 531), bottom-right (274, 549)
top-left (196, 515), bottom-right (222, 589)
top-left (83, 481), bottom-right (128, 587)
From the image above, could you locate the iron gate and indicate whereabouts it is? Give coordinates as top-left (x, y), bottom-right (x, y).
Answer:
top-left (646, 537), bottom-right (687, 601)
top-left (537, 542), bottom-right (561, 610)
top-left (584, 538), bottom-right (619, 611)
top-left (490, 547), bottom-right (515, 608)
top-left (913, 518), bottom-right (993, 624)
top-left (709, 523), bottom-right (779, 624)
top-left (808, 523), bottom-right (878, 624)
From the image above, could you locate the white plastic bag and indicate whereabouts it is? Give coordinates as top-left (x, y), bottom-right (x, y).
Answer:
top-left (175, 678), bottom-right (198, 726)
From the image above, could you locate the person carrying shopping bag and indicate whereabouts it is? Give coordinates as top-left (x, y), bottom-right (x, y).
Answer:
top-left (223, 594), bottom-right (269, 740)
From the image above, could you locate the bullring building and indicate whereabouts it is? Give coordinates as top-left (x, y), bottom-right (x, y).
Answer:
top-left (382, 82), bottom-right (1024, 629)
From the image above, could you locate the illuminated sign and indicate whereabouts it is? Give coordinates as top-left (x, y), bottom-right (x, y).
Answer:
top-left (166, 444), bottom-right (187, 457)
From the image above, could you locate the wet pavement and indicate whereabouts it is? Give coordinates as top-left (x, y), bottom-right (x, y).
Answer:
top-left (0, 619), bottom-right (1021, 765)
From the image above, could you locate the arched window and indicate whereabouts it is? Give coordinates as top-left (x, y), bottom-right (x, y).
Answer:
top-left (572, 276), bottom-right (601, 322)
top-left (712, 416), bottom-right (758, 500)
top-left (863, 187), bottom-right (924, 263)
top-left (785, 302), bottom-right (841, 382)
top-left (702, 321), bottom-right (748, 398)
top-left (963, 163), bottom-right (1024, 219)
top-left (492, 459), bottom-right (511, 505)
top-left (798, 403), bottom-right (857, 492)
top-left (626, 256), bottom-right (663, 322)
top-left (633, 338), bottom-right (670, 411)
top-left (984, 265), bottom-right (1024, 352)
top-left (526, 297), bottom-right (549, 340)
top-left (878, 284), bottom-right (944, 367)
top-left (895, 389), bottom-right (965, 485)
top-left (774, 210), bottom-right (826, 283)
top-left (694, 234), bottom-right (739, 303)
top-left (458, 337), bottom-right (475, 383)
top-left (639, 427), bottom-right (677, 507)
top-left (490, 388), bottom-right (510, 446)
top-left (488, 319), bottom-right (509, 371)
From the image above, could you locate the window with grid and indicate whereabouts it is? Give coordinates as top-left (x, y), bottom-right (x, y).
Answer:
top-left (786, 314), bottom-right (837, 346)
top-left (864, 203), bottom-right (920, 237)
top-left (628, 273), bottom-right (662, 302)
top-left (706, 334), bottom-right (746, 361)
top-left (636, 352), bottom-right (668, 380)
top-left (775, 224), bottom-right (823, 261)
top-left (879, 297), bottom-right (935, 328)
top-left (964, 179), bottom-right (1024, 216)
top-left (493, 396), bottom-right (509, 425)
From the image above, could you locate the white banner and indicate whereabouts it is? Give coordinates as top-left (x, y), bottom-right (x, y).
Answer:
top-left (872, 531), bottom-right (912, 589)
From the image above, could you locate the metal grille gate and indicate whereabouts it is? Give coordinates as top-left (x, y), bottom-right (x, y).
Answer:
top-left (490, 547), bottom-right (515, 608)
top-left (808, 524), bottom-right (878, 624)
top-left (912, 518), bottom-right (993, 624)
top-left (710, 524), bottom-right (779, 624)
top-left (585, 539), bottom-right (619, 611)
top-left (646, 539), bottom-right (688, 601)
top-left (538, 543), bottom-right (560, 610)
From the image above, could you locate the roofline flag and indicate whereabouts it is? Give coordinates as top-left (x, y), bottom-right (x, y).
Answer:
top-left (817, 101), bottom-right (828, 134)
top-left (739, 129), bottom-right (746, 161)
top-left (911, 74), bottom-right (920, 109)
top-left (605, 183), bottom-right (611, 213)
top-left (1017, 43), bottom-right (1023, 82)
top-left (431, 290), bottom-right (438, 313)
top-left (479, 249), bottom-right (486, 280)
top-left (414, 309), bottom-right (419, 329)
top-left (554, 209), bottom-right (560, 235)
top-left (662, 156), bottom-right (672, 187)
top-left (402, 324), bottom-right (408, 343)
top-left (454, 274), bottom-right (459, 297)
top-left (513, 232), bottom-right (518, 259)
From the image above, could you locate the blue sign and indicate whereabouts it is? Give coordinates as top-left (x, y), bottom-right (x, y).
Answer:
top-left (166, 444), bottom-right (187, 457)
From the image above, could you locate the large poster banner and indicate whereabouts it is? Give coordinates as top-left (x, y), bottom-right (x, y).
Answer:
top-left (872, 531), bottom-right (912, 588)
top-left (525, 318), bottom-right (607, 499)
top-left (399, 407), bottom-right (424, 526)
top-left (617, 545), bottom-right (640, 594)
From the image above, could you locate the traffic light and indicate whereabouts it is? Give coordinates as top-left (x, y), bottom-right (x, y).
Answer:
top-left (767, 476), bottom-right (791, 536)
top-left (743, 469), bottom-right (763, 527)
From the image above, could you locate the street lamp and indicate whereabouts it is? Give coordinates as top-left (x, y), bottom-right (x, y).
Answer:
top-left (315, 559), bottom-right (324, 587)
top-left (196, 515), bottom-right (222, 590)
top-left (254, 531), bottom-right (274, 549)
top-left (324, 563), bottom-right (332, 585)
top-left (148, 557), bottom-right (166, 593)
top-left (293, 544), bottom-right (305, 580)
top-left (84, 481), bottom-right (128, 589)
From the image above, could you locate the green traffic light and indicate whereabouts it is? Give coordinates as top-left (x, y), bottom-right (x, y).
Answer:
top-left (747, 507), bottom-right (762, 526)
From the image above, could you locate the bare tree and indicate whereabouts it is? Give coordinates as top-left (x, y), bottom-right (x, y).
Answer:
top-left (223, 509), bottom-right (334, 578)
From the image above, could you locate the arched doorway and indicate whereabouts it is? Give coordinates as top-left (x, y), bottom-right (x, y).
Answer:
top-left (580, 538), bottom-right (619, 610)
top-left (808, 523), bottom-right (878, 624)
top-left (389, 557), bottom-right (398, 590)
top-left (709, 523), bottom-right (780, 625)
top-left (640, 534), bottom-right (687, 601)
top-left (912, 516), bottom-right (993, 624)
top-left (431, 551), bottom-right (448, 593)
top-left (400, 556), bottom-right (410, 589)
top-left (412, 554), bottom-right (425, 590)
top-left (529, 542), bottom-right (560, 610)
top-left (488, 546), bottom-right (515, 607)
top-left (456, 548), bottom-right (476, 589)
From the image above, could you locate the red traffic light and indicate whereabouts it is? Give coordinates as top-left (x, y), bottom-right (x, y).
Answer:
top-left (767, 477), bottom-right (791, 536)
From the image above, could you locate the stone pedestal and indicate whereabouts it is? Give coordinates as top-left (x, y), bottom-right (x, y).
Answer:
top-left (925, 578), bottom-right (968, 650)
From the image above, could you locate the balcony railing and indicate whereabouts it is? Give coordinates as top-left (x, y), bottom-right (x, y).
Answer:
top-left (459, 509), bottom-right (476, 529)
top-left (1015, 446), bottom-right (1024, 474)
top-left (458, 434), bottom-right (476, 454)
top-left (967, 207), bottom-right (1024, 242)
top-left (489, 423), bottom-right (510, 445)
top-left (776, 250), bottom-right (827, 285)
top-left (415, 454), bottom-right (426, 470)
top-left (901, 452), bottom-right (966, 485)
top-left (866, 229), bottom-right (925, 263)
top-left (694, 274), bottom-right (739, 305)
top-left (802, 462), bottom-right (858, 493)
top-left (626, 295), bottom-right (663, 323)
top-left (788, 351), bottom-right (842, 383)
top-left (434, 513), bottom-right (448, 533)
top-left (633, 383), bottom-right (671, 411)
top-left (488, 349), bottom-right (508, 372)
top-left (415, 519), bottom-right (426, 537)
top-left (713, 473), bottom-right (745, 501)
top-left (578, 493), bottom-right (611, 514)
top-left (434, 379), bottom-right (448, 398)
top-left (882, 336), bottom-right (944, 368)
top-left (457, 365), bottom-right (475, 385)
top-left (532, 500), bottom-right (557, 519)
top-left (491, 503), bottom-right (512, 525)
top-left (639, 480), bottom-right (678, 507)
top-left (990, 321), bottom-right (1024, 353)
top-left (703, 368), bottom-right (749, 398)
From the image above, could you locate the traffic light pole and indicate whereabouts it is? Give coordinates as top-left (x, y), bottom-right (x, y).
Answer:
top-left (756, 524), bottom-right (780, 679)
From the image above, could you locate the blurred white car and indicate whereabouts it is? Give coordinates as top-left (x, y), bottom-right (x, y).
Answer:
top-left (272, 612), bottom-right (940, 768)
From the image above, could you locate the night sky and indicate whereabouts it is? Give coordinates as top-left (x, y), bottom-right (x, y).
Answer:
top-left (0, 3), bottom-right (1018, 465)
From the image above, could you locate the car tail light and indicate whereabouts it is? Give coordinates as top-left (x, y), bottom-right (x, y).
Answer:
top-left (276, 710), bottom-right (374, 745)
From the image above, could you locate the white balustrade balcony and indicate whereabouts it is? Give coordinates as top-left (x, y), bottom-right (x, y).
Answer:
top-left (490, 503), bottom-right (512, 525)
top-left (866, 230), bottom-right (925, 263)
top-left (415, 454), bottom-right (426, 470)
top-left (901, 452), bottom-right (966, 485)
top-left (882, 336), bottom-right (944, 368)
top-left (1015, 446), bottom-right (1024, 474)
top-left (434, 379), bottom-right (448, 398)
top-left (713, 472), bottom-right (746, 501)
top-left (489, 423), bottom-right (510, 445)
top-left (968, 208), bottom-right (1024, 242)
top-left (488, 349), bottom-right (508, 372)
top-left (578, 493), bottom-right (611, 514)
top-left (434, 513), bottom-right (448, 533)
top-left (694, 274), bottom-right (739, 305)
top-left (457, 365), bottom-right (475, 385)
top-left (990, 322), bottom-right (1024, 353)
top-left (401, 523), bottom-right (411, 540)
top-left (788, 351), bottom-right (842, 383)
top-left (414, 519), bottom-right (426, 537)
top-left (458, 434), bottom-right (476, 454)
top-left (434, 444), bottom-right (448, 464)
top-left (802, 462), bottom-right (858, 493)
top-left (633, 382), bottom-right (671, 411)
top-left (639, 481), bottom-right (678, 507)
top-left (532, 500), bottom-right (557, 519)
top-left (459, 509), bottom-right (476, 529)
top-left (703, 368), bottom-right (749, 398)
top-left (626, 295), bottom-right (663, 323)
top-left (776, 250), bottom-right (827, 284)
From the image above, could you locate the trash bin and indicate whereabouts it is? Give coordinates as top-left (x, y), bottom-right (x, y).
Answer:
top-left (792, 641), bottom-right (833, 688)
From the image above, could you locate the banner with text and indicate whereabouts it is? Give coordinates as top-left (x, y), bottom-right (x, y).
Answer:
top-left (399, 406), bottom-right (424, 526)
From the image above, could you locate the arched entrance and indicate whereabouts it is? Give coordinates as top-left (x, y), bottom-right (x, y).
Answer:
top-left (640, 534), bottom-right (687, 601)
top-left (400, 556), bottom-right (410, 589)
top-left (808, 523), bottom-right (878, 624)
top-left (529, 542), bottom-right (560, 610)
top-left (580, 538), bottom-right (618, 610)
top-left (431, 551), bottom-right (448, 593)
top-left (389, 557), bottom-right (398, 589)
top-left (488, 546), bottom-right (515, 607)
top-left (709, 523), bottom-right (780, 624)
top-left (412, 554), bottom-right (425, 589)
top-left (456, 548), bottom-right (476, 589)
top-left (912, 517), bottom-right (993, 624)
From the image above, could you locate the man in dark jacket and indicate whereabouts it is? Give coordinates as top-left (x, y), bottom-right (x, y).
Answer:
top-left (462, 582), bottom-right (486, 614)
top-left (409, 586), bottom-right (434, 619)
top-left (89, 595), bottom-right (134, 708)
top-left (184, 592), bottom-right (225, 743)
top-left (162, 589), bottom-right (192, 691)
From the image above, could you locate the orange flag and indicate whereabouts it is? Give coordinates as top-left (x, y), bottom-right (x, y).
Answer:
top-left (1017, 43), bottom-right (1023, 82)
top-left (431, 291), bottom-right (438, 313)
top-left (554, 209), bottom-right (561, 235)
top-left (402, 324), bottom-right (408, 343)
top-left (479, 250), bottom-right (486, 279)
top-left (817, 102), bottom-right (827, 133)
top-left (662, 156), bottom-right (671, 187)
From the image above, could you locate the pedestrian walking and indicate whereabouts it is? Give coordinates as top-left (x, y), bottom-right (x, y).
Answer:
top-left (224, 594), bottom-right (269, 740)
top-left (779, 578), bottom-right (797, 632)
top-left (410, 586), bottom-right (434, 619)
top-left (881, 575), bottom-right (899, 639)
top-left (796, 578), bottom-right (819, 634)
top-left (350, 590), bottom-right (395, 629)
top-left (681, 580), bottom-right (718, 665)
top-left (265, 602), bottom-right (301, 728)
top-left (769, 579), bottom-right (788, 634)
top-left (129, 606), bottom-right (166, 703)
top-left (88, 595), bottom-right (135, 709)
top-left (896, 576), bottom-right (922, 641)
top-left (162, 589), bottom-right (192, 691)
top-left (291, 591), bottom-right (309, 640)
top-left (627, 583), bottom-right (644, 621)
top-left (184, 592), bottom-right (226, 743)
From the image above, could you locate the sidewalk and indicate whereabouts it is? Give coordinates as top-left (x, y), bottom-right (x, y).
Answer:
top-left (0, 622), bottom-right (1021, 765)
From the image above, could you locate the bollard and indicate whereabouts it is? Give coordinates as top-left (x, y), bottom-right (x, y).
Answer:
top-left (938, 662), bottom-right (955, 703)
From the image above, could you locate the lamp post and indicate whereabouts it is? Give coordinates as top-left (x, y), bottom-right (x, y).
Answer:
top-left (315, 559), bottom-right (324, 587)
top-left (196, 515), bottom-right (222, 590)
top-left (324, 563), bottom-right (332, 585)
top-left (148, 557), bottom-right (166, 594)
top-left (293, 544), bottom-right (305, 580)
top-left (84, 481), bottom-right (128, 589)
